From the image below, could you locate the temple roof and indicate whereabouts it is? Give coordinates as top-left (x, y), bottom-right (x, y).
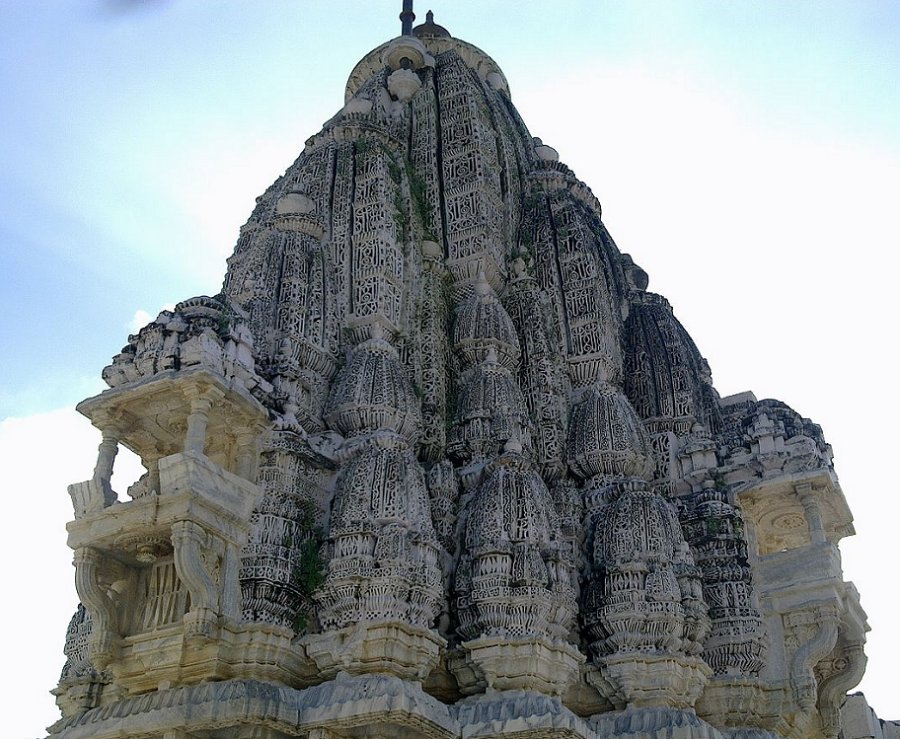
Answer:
top-left (345, 12), bottom-right (510, 102)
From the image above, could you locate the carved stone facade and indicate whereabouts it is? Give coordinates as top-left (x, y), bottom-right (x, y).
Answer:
top-left (48, 12), bottom-right (871, 739)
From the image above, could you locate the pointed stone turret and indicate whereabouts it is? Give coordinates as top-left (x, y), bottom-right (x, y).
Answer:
top-left (585, 482), bottom-right (711, 710)
top-left (566, 378), bottom-right (654, 483)
top-left (307, 324), bottom-right (444, 680)
top-left (451, 273), bottom-right (521, 369)
top-left (447, 345), bottom-right (534, 465)
top-left (49, 7), bottom-right (867, 739)
top-left (502, 256), bottom-right (569, 482)
top-left (622, 289), bottom-right (722, 495)
top-left (451, 440), bottom-right (582, 696)
top-left (324, 323), bottom-right (422, 441)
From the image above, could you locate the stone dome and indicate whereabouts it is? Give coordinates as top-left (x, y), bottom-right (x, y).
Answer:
top-left (566, 382), bottom-right (653, 480)
top-left (318, 441), bottom-right (443, 630)
top-left (464, 444), bottom-right (558, 556)
top-left (330, 440), bottom-right (435, 536)
top-left (324, 327), bottom-right (422, 440)
top-left (448, 347), bottom-right (533, 463)
top-left (623, 291), bottom-right (721, 435)
top-left (586, 485), bottom-right (709, 662)
top-left (456, 443), bottom-right (575, 641)
top-left (413, 10), bottom-right (451, 39)
top-left (345, 22), bottom-right (510, 103)
top-left (595, 487), bottom-right (688, 567)
top-left (452, 275), bottom-right (521, 369)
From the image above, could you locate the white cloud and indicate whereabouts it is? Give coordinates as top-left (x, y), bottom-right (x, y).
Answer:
top-left (1, 409), bottom-right (144, 738)
top-left (126, 309), bottom-right (152, 333)
top-left (126, 303), bottom-right (179, 334)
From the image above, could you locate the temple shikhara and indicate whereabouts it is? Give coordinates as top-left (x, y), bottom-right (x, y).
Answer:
top-left (47, 6), bottom-right (887, 739)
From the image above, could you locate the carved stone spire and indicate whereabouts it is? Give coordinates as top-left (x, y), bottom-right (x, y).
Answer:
top-left (450, 440), bottom-right (582, 696)
top-left (584, 481), bottom-right (712, 711)
top-left (310, 326), bottom-right (444, 680)
top-left (53, 12), bottom-right (867, 739)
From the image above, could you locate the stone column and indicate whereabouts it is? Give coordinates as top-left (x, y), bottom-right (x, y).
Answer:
top-left (797, 483), bottom-right (827, 545)
top-left (235, 429), bottom-right (258, 480)
top-left (93, 427), bottom-right (120, 483)
top-left (183, 387), bottom-right (223, 455)
top-left (73, 547), bottom-right (119, 670)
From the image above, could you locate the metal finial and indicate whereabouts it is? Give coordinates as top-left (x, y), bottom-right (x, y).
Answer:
top-left (400, 0), bottom-right (415, 35)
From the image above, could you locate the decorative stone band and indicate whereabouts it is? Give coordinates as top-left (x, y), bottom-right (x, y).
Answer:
top-left (300, 622), bottom-right (445, 682)
top-left (449, 635), bottom-right (585, 696)
top-left (587, 653), bottom-right (713, 711)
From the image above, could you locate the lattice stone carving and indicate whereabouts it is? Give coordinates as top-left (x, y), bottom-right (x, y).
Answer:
top-left (679, 486), bottom-right (766, 677)
top-left (622, 290), bottom-right (723, 494)
top-left (623, 291), bottom-right (721, 436)
top-left (102, 295), bottom-right (258, 393)
top-left (452, 274), bottom-right (521, 369)
top-left (59, 604), bottom-right (95, 683)
top-left (455, 442), bottom-right (576, 641)
top-left (324, 325), bottom-right (422, 441)
top-left (586, 485), bottom-right (709, 657)
top-left (584, 482), bottom-right (711, 709)
top-left (417, 242), bottom-right (451, 464)
top-left (503, 267), bottom-right (569, 482)
top-left (239, 431), bottom-right (326, 631)
top-left (315, 437), bottom-right (442, 630)
top-left (438, 51), bottom-right (508, 290)
top-left (521, 185), bottom-right (625, 387)
top-left (426, 460), bottom-right (460, 553)
top-left (566, 382), bottom-right (653, 481)
top-left (53, 15), bottom-right (867, 736)
top-left (448, 346), bottom-right (534, 464)
top-left (53, 604), bottom-right (110, 720)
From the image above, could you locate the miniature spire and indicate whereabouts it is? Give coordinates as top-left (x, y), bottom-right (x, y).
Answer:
top-left (413, 9), bottom-right (451, 38)
top-left (474, 270), bottom-right (491, 296)
top-left (400, 0), bottom-right (415, 35)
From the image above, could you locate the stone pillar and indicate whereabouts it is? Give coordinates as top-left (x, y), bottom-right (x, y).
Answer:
top-left (183, 387), bottom-right (224, 455)
top-left (73, 547), bottom-right (119, 670)
top-left (235, 429), bottom-right (258, 480)
top-left (93, 427), bottom-right (120, 484)
top-left (797, 483), bottom-right (827, 545)
top-left (147, 457), bottom-right (161, 495)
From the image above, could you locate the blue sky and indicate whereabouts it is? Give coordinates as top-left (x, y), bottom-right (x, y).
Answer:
top-left (2, 2), bottom-right (899, 736)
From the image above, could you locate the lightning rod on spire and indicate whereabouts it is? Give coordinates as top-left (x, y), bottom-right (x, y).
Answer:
top-left (400, 0), bottom-right (415, 35)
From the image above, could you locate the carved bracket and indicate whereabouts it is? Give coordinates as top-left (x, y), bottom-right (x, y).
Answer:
top-left (816, 638), bottom-right (867, 739)
top-left (786, 605), bottom-right (839, 711)
top-left (73, 547), bottom-right (120, 670)
top-left (171, 520), bottom-right (221, 640)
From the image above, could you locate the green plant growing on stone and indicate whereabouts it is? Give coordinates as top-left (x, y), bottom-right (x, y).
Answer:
top-left (394, 190), bottom-right (411, 242)
top-left (288, 502), bottom-right (326, 634)
top-left (405, 161), bottom-right (432, 235)
top-left (355, 138), bottom-right (374, 157)
top-left (212, 297), bottom-right (238, 336)
top-left (290, 533), bottom-right (325, 633)
top-left (386, 155), bottom-right (403, 186)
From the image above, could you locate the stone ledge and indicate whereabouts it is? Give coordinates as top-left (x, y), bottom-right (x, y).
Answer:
top-left (48, 675), bottom-right (456, 739)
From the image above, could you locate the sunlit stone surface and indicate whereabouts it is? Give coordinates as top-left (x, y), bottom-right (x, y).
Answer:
top-left (48, 10), bottom-right (880, 739)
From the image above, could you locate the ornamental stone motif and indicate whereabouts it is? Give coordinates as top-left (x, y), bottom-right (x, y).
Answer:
top-left (47, 7), bottom-right (873, 739)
